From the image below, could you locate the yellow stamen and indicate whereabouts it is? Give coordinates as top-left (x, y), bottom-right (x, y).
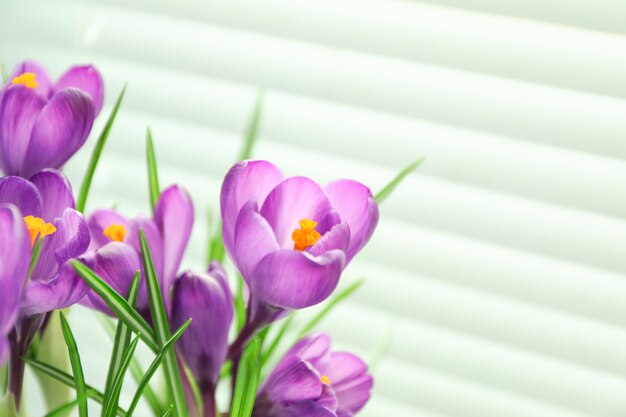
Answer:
top-left (23, 216), bottom-right (56, 246)
top-left (11, 72), bottom-right (38, 89)
top-left (321, 375), bottom-right (331, 385)
top-left (103, 224), bottom-right (127, 242)
top-left (291, 218), bottom-right (321, 251)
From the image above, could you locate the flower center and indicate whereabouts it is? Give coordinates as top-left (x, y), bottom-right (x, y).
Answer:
top-left (321, 375), bottom-right (331, 385)
top-left (292, 218), bottom-right (321, 251)
top-left (103, 224), bottom-right (127, 242)
top-left (11, 72), bottom-right (38, 89)
top-left (23, 215), bottom-right (56, 246)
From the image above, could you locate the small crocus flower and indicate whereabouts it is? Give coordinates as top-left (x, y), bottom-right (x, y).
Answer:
top-left (220, 160), bottom-right (379, 324)
top-left (0, 60), bottom-right (104, 177)
top-left (171, 263), bottom-right (233, 411)
top-left (0, 169), bottom-right (90, 316)
top-left (80, 185), bottom-right (194, 317)
top-left (0, 204), bottom-right (30, 366)
top-left (254, 333), bottom-right (373, 417)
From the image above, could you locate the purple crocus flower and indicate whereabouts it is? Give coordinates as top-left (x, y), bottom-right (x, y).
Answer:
top-left (220, 160), bottom-right (379, 326)
top-left (0, 169), bottom-right (91, 316)
top-left (0, 204), bottom-right (30, 366)
top-left (171, 263), bottom-right (233, 416)
top-left (254, 333), bottom-right (373, 417)
top-left (79, 185), bottom-right (194, 317)
top-left (0, 60), bottom-right (104, 177)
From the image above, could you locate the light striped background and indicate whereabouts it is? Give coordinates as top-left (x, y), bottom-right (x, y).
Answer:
top-left (2, 0), bottom-right (626, 416)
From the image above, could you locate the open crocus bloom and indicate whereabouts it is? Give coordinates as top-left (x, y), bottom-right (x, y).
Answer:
top-left (221, 160), bottom-right (379, 322)
top-left (0, 169), bottom-right (90, 317)
top-left (0, 204), bottom-right (30, 365)
top-left (79, 185), bottom-right (194, 316)
top-left (254, 333), bottom-right (372, 417)
top-left (0, 60), bottom-right (103, 177)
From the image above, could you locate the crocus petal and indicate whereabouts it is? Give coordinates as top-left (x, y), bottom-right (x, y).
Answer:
top-left (308, 222), bottom-right (350, 257)
top-left (87, 209), bottom-right (131, 249)
top-left (265, 356), bottom-right (323, 403)
top-left (31, 208), bottom-right (90, 284)
top-left (171, 267), bottom-right (233, 388)
top-left (234, 200), bottom-right (280, 282)
top-left (317, 384), bottom-right (339, 412)
top-left (0, 204), bottom-right (30, 335)
top-left (22, 88), bottom-right (95, 176)
top-left (54, 65), bottom-right (104, 114)
top-left (324, 352), bottom-right (372, 414)
top-left (153, 185), bottom-right (194, 307)
top-left (287, 333), bottom-right (332, 369)
top-left (332, 373), bottom-right (372, 414)
top-left (251, 250), bottom-right (345, 309)
top-left (6, 60), bottom-right (52, 98)
top-left (29, 169), bottom-right (75, 221)
top-left (21, 260), bottom-right (90, 316)
top-left (0, 86), bottom-right (46, 176)
top-left (325, 180), bottom-right (379, 264)
top-left (323, 352), bottom-right (368, 387)
top-left (261, 177), bottom-right (333, 249)
top-left (221, 160), bottom-right (284, 259)
top-left (0, 176), bottom-right (43, 217)
top-left (80, 242), bottom-right (144, 315)
top-left (127, 216), bottom-right (165, 298)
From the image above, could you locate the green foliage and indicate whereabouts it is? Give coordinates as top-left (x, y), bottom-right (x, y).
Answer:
top-left (59, 314), bottom-right (88, 417)
top-left (234, 275), bottom-right (247, 332)
top-left (238, 92), bottom-right (264, 161)
top-left (146, 128), bottom-right (161, 210)
top-left (139, 231), bottom-right (188, 417)
top-left (374, 157), bottom-right (424, 204)
top-left (76, 85), bottom-right (127, 213)
top-left (230, 337), bottom-right (262, 417)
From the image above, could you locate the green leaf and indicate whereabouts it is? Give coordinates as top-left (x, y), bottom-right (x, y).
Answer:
top-left (97, 315), bottom-right (163, 416)
top-left (22, 358), bottom-right (127, 417)
top-left (234, 275), bottom-right (247, 332)
top-left (230, 337), bottom-right (261, 417)
top-left (71, 260), bottom-right (158, 352)
top-left (139, 231), bottom-right (188, 417)
top-left (1, 65), bottom-right (9, 84)
top-left (76, 85), bottom-right (127, 213)
top-left (261, 313), bottom-right (295, 367)
top-left (0, 393), bottom-right (17, 417)
top-left (102, 273), bottom-right (140, 416)
top-left (126, 319), bottom-right (192, 417)
top-left (35, 311), bottom-right (72, 412)
top-left (43, 399), bottom-right (78, 417)
top-left (374, 157), bottom-right (425, 204)
top-left (104, 335), bottom-right (141, 417)
top-left (159, 405), bottom-right (173, 417)
top-left (297, 279), bottom-right (365, 339)
top-left (28, 238), bottom-right (43, 280)
top-left (238, 91), bottom-right (264, 161)
top-left (59, 314), bottom-right (88, 417)
top-left (146, 128), bottom-right (161, 210)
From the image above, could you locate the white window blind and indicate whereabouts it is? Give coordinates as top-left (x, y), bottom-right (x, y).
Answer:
top-left (2, 0), bottom-right (626, 416)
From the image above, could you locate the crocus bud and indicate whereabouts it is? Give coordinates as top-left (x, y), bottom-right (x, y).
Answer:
top-left (254, 333), bottom-right (373, 417)
top-left (171, 262), bottom-right (233, 391)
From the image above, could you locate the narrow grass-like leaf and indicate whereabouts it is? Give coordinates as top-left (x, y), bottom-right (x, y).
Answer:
top-left (297, 279), bottom-right (365, 339)
top-left (28, 239), bottom-right (42, 279)
top-left (234, 275), bottom-right (247, 332)
top-left (76, 85), bottom-right (126, 212)
top-left (71, 260), bottom-right (158, 352)
top-left (102, 274), bottom-right (140, 416)
top-left (139, 231), bottom-right (188, 417)
top-left (22, 358), bottom-right (127, 416)
top-left (44, 399), bottom-right (78, 417)
top-left (104, 335), bottom-right (141, 417)
top-left (59, 314), bottom-right (88, 417)
top-left (1, 64), bottom-right (9, 83)
top-left (261, 313), bottom-right (295, 367)
top-left (374, 157), bottom-right (424, 204)
top-left (146, 128), bottom-right (161, 210)
top-left (159, 405), bottom-right (173, 417)
top-left (230, 337), bottom-right (261, 417)
top-left (97, 315), bottom-right (163, 415)
top-left (238, 92), bottom-right (264, 161)
top-left (126, 319), bottom-right (192, 416)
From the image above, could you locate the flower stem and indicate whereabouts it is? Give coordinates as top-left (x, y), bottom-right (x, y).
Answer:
top-left (7, 329), bottom-right (25, 410)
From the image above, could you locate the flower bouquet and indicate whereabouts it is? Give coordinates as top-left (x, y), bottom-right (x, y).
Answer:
top-left (0, 60), bottom-right (418, 417)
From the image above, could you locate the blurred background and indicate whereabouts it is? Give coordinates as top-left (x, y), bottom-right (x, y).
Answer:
top-left (3, 0), bottom-right (626, 416)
